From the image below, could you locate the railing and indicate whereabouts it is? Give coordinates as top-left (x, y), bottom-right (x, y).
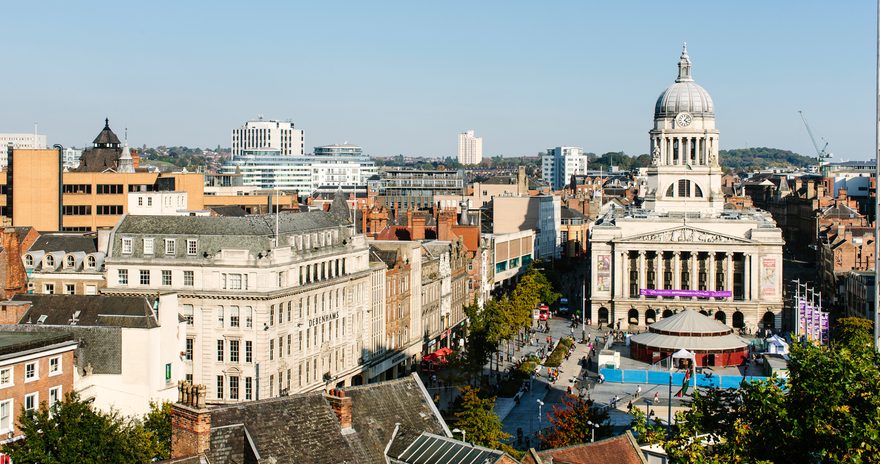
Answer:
top-left (600, 368), bottom-right (769, 389)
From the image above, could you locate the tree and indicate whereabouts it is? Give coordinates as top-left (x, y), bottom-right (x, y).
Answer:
top-left (455, 386), bottom-right (513, 453)
top-left (3, 393), bottom-right (162, 464)
top-left (539, 397), bottom-right (611, 449)
top-left (635, 317), bottom-right (880, 463)
top-left (144, 401), bottom-right (172, 460)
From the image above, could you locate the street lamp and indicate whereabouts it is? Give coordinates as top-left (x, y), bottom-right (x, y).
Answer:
top-left (586, 420), bottom-right (600, 442)
top-left (452, 428), bottom-right (466, 443)
top-left (536, 399), bottom-right (544, 424)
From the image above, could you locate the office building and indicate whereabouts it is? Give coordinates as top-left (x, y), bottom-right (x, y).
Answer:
top-left (379, 169), bottom-right (465, 211)
top-left (0, 132), bottom-right (47, 168)
top-left (231, 118), bottom-right (303, 157)
top-left (458, 130), bottom-right (483, 165)
top-left (541, 146), bottom-right (588, 191)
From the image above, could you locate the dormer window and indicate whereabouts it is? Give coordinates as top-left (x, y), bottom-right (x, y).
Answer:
top-left (45, 256), bottom-right (55, 267)
top-left (66, 256), bottom-right (75, 268)
top-left (24, 255), bottom-right (33, 267)
top-left (122, 238), bottom-right (133, 254)
top-left (165, 239), bottom-right (176, 255)
top-left (87, 256), bottom-right (96, 269)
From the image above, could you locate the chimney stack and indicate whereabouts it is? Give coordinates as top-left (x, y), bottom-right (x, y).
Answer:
top-left (326, 388), bottom-right (353, 431)
top-left (171, 382), bottom-right (211, 459)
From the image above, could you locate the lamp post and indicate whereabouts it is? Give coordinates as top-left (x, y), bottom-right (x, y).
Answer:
top-left (537, 399), bottom-right (544, 424)
top-left (586, 420), bottom-right (600, 442)
top-left (452, 428), bottom-right (466, 443)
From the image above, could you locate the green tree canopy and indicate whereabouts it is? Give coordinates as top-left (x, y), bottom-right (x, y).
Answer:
top-left (454, 386), bottom-right (513, 453)
top-left (3, 393), bottom-right (162, 464)
top-left (144, 401), bottom-right (172, 460)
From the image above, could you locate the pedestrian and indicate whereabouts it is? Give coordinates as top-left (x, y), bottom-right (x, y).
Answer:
top-left (636, 385), bottom-right (642, 398)
top-left (653, 391), bottom-right (660, 404)
top-left (627, 400), bottom-right (633, 413)
top-left (598, 373), bottom-right (605, 384)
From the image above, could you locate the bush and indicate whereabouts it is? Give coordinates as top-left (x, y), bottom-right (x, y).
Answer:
top-left (544, 337), bottom-right (574, 368)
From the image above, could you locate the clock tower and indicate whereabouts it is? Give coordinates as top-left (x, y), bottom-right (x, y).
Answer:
top-left (643, 44), bottom-right (724, 213)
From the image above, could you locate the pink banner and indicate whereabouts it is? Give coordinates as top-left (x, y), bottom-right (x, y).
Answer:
top-left (639, 289), bottom-right (732, 298)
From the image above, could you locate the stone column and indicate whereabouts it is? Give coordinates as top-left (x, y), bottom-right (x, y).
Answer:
top-left (639, 250), bottom-right (647, 298)
top-left (744, 254), bottom-right (751, 301)
top-left (690, 252), bottom-right (699, 293)
top-left (673, 251), bottom-right (681, 292)
top-left (708, 252), bottom-right (716, 291)
top-left (726, 252), bottom-right (734, 302)
top-left (620, 250), bottom-right (629, 299)
top-left (686, 138), bottom-right (692, 164)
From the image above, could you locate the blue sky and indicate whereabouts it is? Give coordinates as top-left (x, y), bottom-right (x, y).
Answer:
top-left (3, 1), bottom-right (876, 160)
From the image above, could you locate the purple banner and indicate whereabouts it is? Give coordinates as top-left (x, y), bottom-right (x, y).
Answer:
top-left (639, 289), bottom-right (732, 298)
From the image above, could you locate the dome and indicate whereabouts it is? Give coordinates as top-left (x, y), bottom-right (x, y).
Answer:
top-left (654, 44), bottom-right (715, 119)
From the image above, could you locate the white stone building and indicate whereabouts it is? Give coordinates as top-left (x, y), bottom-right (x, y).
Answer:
top-left (458, 130), bottom-right (483, 165)
top-left (127, 191), bottom-right (200, 216)
top-left (231, 118), bottom-right (304, 157)
top-left (589, 46), bottom-right (785, 334)
top-left (103, 197), bottom-right (377, 403)
top-left (0, 132), bottom-right (47, 168)
top-left (541, 146), bottom-right (588, 191)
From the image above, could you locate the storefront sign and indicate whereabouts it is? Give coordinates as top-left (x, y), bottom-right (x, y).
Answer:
top-left (308, 312), bottom-right (339, 328)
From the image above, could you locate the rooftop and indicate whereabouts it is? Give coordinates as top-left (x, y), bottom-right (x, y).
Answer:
top-left (13, 294), bottom-right (159, 329)
top-left (0, 331), bottom-right (76, 359)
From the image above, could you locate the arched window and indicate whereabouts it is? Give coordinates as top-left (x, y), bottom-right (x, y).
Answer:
top-left (666, 184), bottom-right (675, 197)
top-left (87, 256), bottom-right (96, 268)
top-left (694, 184), bottom-right (704, 198)
top-left (678, 179), bottom-right (691, 197)
top-left (24, 255), bottom-right (33, 266)
top-left (45, 255), bottom-right (55, 267)
top-left (66, 256), bottom-right (75, 268)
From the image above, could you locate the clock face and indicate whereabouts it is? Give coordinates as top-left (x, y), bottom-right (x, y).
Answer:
top-left (676, 112), bottom-right (693, 127)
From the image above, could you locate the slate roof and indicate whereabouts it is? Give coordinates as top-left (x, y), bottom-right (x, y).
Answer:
top-left (116, 211), bottom-right (345, 236)
top-left (561, 206), bottom-right (587, 220)
top-left (390, 432), bottom-right (510, 464)
top-left (208, 205), bottom-right (247, 217)
top-left (522, 431), bottom-right (647, 464)
top-left (12, 294), bottom-right (159, 329)
top-left (370, 246), bottom-right (400, 269)
top-left (28, 233), bottom-right (97, 253)
top-left (0, 324), bottom-right (123, 375)
top-left (202, 374), bottom-right (448, 464)
top-left (93, 119), bottom-right (122, 145)
top-left (0, 332), bottom-right (75, 359)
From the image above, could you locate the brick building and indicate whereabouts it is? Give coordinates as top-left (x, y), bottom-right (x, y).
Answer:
top-left (0, 332), bottom-right (77, 444)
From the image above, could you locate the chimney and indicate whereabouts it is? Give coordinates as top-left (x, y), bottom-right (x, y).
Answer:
top-left (412, 214), bottom-right (426, 241)
top-left (171, 382), bottom-right (211, 459)
top-left (838, 187), bottom-right (848, 202)
top-left (326, 388), bottom-right (353, 431)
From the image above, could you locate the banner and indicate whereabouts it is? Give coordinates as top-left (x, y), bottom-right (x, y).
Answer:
top-left (761, 258), bottom-right (777, 296)
top-left (596, 254), bottom-right (611, 292)
top-left (797, 298), bottom-right (828, 345)
top-left (639, 288), bottom-right (732, 298)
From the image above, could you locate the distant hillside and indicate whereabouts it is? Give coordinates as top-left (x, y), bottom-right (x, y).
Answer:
top-left (719, 147), bottom-right (815, 172)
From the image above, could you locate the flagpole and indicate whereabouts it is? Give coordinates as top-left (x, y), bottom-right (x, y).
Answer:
top-left (874, 0), bottom-right (880, 352)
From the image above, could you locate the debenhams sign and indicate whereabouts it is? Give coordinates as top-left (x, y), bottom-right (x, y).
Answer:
top-left (309, 312), bottom-right (339, 328)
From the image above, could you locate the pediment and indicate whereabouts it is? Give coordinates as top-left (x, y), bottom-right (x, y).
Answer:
top-left (614, 226), bottom-right (752, 244)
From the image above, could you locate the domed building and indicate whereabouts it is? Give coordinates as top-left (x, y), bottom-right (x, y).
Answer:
top-left (629, 309), bottom-right (750, 367)
top-left (589, 46), bottom-right (784, 335)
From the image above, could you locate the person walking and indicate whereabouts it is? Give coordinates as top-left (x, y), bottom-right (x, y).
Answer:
top-left (653, 391), bottom-right (660, 404)
top-left (636, 385), bottom-right (642, 398)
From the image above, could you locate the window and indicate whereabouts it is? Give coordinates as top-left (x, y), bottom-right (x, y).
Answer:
top-left (245, 341), bottom-right (253, 363)
top-left (0, 368), bottom-right (12, 388)
top-left (228, 274), bottom-right (242, 290)
top-left (216, 376), bottom-right (224, 399)
top-left (278, 336), bottom-right (283, 358)
top-left (24, 255), bottom-right (33, 267)
top-left (25, 393), bottom-right (37, 412)
top-left (147, 197), bottom-right (153, 206)
top-left (245, 377), bottom-right (253, 400)
top-left (50, 356), bottom-right (61, 375)
top-left (217, 339), bottom-right (224, 362)
top-left (96, 205), bottom-right (123, 215)
top-left (217, 307), bottom-right (224, 327)
top-left (162, 270), bottom-right (172, 286)
top-left (49, 386), bottom-right (61, 408)
top-left (122, 237), bottom-right (133, 254)
top-left (270, 375), bottom-right (274, 397)
top-left (229, 376), bottom-right (239, 400)
top-left (165, 239), bottom-right (176, 255)
top-left (63, 184), bottom-right (91, 194)
top-left (287, 334), bottom-right (291, 356)
top-left (187, 239), bottom-right (198, 256)
top-left (185, 338), bottom-right (193, 360)
top-left (230, 340), bottom-right (239, 362)
top-left (63, 205), bottom-right (91, 215)
top-left (139, 270), bottom-right (150, 285)
top-left (96, 184), bottom-right (123, 194)
top-left (138, 197), bottom-right (143, 206)
top-left (184, 271), bottom-right (194, 286)
top-left (87, 256), bottom-right (96, 269)
top-left (0, 400), bottom-right (12, 434)
top-left (43, 283), bottom-right (54, 295)
top-left (230, 306), bottom-right (240, 328)
top-left (65, 284), bottom-right (75, 295)
top-left (245, 307), bottom-right (253, 328)
top-left (678, 179), bottom-right (691, 197)
top-left (270, 339), bottom-right (274, 360)
top-left (182, 305), bottom-right (194, 325)
top-left (269, 305), bottom-right (274, 326)
top-left (65, 255), bottom-right (75, 268)
top-left (143, 238), bottom-right (154, 255)
top-left (118, 269), bottom-right (128, 285)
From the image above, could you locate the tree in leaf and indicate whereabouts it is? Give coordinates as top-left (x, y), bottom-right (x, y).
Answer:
top-left (144, 400), bottom-right (172, 460)
top-left (539, 397), bottom-right (610, 449)
top-left (2, 392), bottom-right (161, 464)
top-left (454, 386), bottom-right (513, 453)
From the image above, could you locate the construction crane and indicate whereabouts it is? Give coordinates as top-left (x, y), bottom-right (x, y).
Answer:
top-left (798, 111), bottom-right (833, 173)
